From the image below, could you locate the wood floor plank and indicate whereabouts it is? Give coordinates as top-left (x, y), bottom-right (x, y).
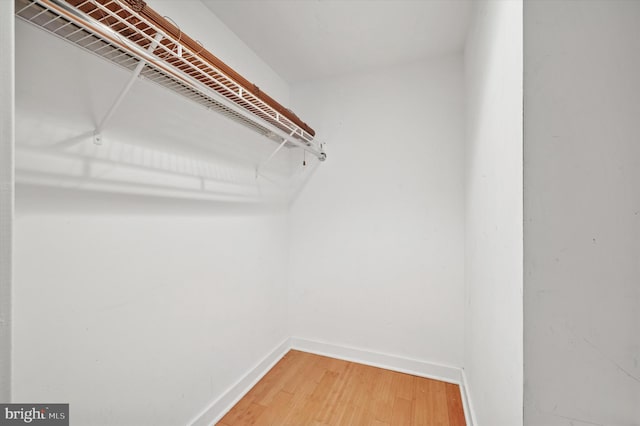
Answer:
top-left (412, 374), bottom-right (431, 425)
top-left (390, 371), bottom-right (416, 401)
top-left (217, 392), bottom-right (257, 425)
top-left (219, 401), bottom-right (265, 425)
top-left (390, 396), bottom-right (413, 426)
top-left (311, 370), bottom-right (342, 424)
top-left (285, 369), bottom-right (337, 425)
top-left (429, 379), bottom-right (450, 425)
top-left (445, 382), bottom-right (467, 426)
top-left (252, 352), bottom-right (301, 406)
top-left (370, 368), bottom-right (395, 423)
top-left (280, 362), bottom-right (329, 426)
top-left (253, 390), bottom-right (293, 426)
top-left (216, 350), bottom-right (466, 426)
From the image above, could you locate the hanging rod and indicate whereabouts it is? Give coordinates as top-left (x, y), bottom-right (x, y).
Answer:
top-left (15, 0), bottom-right (327, 161)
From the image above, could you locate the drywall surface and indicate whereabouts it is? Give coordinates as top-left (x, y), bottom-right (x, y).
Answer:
top-left (202, 0), bottom-right (472, 83)
top-left (13, 3), bottom-right (293, 424)
top-left (524, 2), bottom-right (640, 425)
top-left (288, 56), bottom-right (465, 368)
top-left (0, 0), bottom-right (14, 402)
top-left (464, 1), bottom-right (523, 425)
top-left (14, 204), bottom-right (289, 426)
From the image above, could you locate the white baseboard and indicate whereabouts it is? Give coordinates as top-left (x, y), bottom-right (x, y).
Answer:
top-left (187, 337), bottom-right (291, 426)
top-left (291, 337), bottom-right (462, 384)
top-left (187, 337), bottom-right (476, 426)
top-left (460, 368), bottom-right (478, 426)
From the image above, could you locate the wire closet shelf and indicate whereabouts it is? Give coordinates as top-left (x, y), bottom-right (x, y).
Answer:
top-left (15, 0), bottom-right (327, 161)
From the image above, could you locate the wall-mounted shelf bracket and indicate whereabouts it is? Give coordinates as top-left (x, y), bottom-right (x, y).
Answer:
top-left (255, 132), bottom-right (292, 179)
top-left (93, 32), bottom-right (163, 145)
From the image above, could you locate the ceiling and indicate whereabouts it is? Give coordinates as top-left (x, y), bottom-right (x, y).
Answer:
top-left (202, 0), bottom-right (473, 83)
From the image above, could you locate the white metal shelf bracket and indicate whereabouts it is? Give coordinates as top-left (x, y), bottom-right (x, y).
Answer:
top-left (93, 32), bottom-right (163, 145)
top-left (255, 129), bottom-right (296, 179)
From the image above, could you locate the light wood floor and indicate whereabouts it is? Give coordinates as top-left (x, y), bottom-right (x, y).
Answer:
top-left (217, 350), bottom-right (466, 426)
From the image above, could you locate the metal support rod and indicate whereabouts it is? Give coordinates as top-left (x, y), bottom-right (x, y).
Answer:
top-left (255, 140), bottom-right (287, 179)
top-left (256, 129), bottom-right (296, 175)
top-left (94, 32), bottom-right (163, 142)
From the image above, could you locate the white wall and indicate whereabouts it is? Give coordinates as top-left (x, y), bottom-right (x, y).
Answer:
top-left (0, 0), bottom-right (15, 402)
top-left (13, 1), bottom-right (295, 423)
top-left (288, 56), bottom-right (466, 368)
top-left (524, 2), bottom-right (640, 425)
top-left (463, 1), bottom-right (523, 425)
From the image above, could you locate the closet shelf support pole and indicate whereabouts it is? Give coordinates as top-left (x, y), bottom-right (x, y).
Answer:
top-left (93, 32), bottom-right (164, 145)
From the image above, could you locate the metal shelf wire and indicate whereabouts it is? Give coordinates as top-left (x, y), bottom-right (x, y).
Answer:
top-left (15, 0), bottom-right (326, 161)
